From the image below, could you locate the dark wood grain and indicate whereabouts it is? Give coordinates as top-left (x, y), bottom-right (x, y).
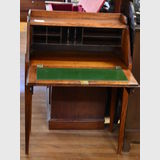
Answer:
top-left (49, 87), bottom-right (107, 129)
top-left (109, 88), bottom-right (117, 132)
top-left (115, 0), bottom-right (122, 13)
top-left (121, 27), bottom-right (132, 69)
top-left (117, 88), bottom-right (128, 154)
top-left (49, 119), bottom-right (105, 130)
top-left (25, 85), bottom-right (32, 154)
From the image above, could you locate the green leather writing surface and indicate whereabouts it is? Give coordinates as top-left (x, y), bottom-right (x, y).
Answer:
top-left (37, 67), bottom-right (128, 81)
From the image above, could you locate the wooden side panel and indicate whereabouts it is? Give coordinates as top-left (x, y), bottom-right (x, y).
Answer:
top-left (25, 86), bottom-right (32, 154)
top-left (26, 21), bottom-right (30, 64)
top-left (121, 28), bottom-right (132, 70)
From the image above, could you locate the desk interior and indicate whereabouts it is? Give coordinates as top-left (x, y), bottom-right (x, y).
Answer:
top-left (27, 16), bottom-right (137, 87)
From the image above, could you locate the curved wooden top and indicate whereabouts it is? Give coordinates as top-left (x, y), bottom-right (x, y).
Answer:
top-left (28, 9), bottom-right (127, 29)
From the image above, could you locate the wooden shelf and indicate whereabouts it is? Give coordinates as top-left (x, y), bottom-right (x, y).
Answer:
top-left (32, 33), bottom-right (60, 36)
top-left (83, 35), bottom-right (121, 38)
top-left (31, 26), bottom-right (122, 47)
top-left (30, 55), bottom-right (127, 69)
top-left (31, 43), bottom-right (121, 48)
top-left (29, 10), bottom-right (127, 29)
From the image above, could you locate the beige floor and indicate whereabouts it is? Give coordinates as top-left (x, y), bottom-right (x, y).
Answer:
top-left (20, 22), bottom-right (140, 160)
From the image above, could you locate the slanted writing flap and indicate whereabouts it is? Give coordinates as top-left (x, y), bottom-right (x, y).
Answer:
top-left (36, 67), bottom-right (128, 81)
top-left (27, 65), bottom-right (138, 87)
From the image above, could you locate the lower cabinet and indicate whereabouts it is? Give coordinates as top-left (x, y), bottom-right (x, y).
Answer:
top-left (47, 87), bottom-right (109, 130)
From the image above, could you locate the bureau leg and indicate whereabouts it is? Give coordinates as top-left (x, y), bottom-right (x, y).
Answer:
top-left (109, 88), bottom-right (117, 132)
top-left (117, 88), bottom-right (128, 154)
top-left (25, 85), bottom-right (33, 154)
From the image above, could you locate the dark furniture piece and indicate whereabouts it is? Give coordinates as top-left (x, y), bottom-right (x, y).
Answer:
top-left (25, 10), bottom-right (138, 155)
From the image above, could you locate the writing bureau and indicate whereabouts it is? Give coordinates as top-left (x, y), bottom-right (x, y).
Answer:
top-left (25, 9), bottom-right (138, 154)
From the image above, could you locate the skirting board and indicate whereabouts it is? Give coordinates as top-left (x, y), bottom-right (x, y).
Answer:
top-left (49, 119), bottom-right (105, 130)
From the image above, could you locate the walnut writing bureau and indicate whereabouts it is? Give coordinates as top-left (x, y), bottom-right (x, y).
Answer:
top-left (25, 9), bottom-right (138, 154)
